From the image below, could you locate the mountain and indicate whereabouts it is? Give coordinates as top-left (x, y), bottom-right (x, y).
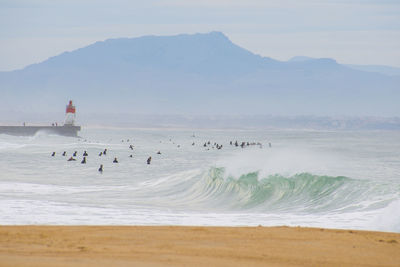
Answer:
top-left (0, 31), bottom-right (399, 120)
top-left (289, 56), bottom-right (400, 76)
top-left (345, 64), bottom-right (400, 77)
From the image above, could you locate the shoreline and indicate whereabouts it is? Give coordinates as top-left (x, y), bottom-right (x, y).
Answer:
top-left (1, 226), bottom-right (399, 266)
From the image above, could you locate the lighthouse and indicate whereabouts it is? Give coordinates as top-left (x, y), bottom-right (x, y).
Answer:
top-left (64, 100), bottom-right (76, 126)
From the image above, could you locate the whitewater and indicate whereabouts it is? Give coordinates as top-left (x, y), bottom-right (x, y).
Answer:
top-left (0, 128), bottom-right (399, 232)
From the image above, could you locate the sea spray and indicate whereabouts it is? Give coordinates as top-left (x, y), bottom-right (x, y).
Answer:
top-left (178, 168), bottom-right (390, 213)
top-left (0, 128), bottom-right (399, 231)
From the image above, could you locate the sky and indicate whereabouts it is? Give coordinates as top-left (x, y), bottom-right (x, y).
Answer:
top-left (0, 0), bottom-right (399, 71)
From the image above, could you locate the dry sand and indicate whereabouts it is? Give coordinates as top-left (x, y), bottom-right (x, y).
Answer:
top-left (0, 226), bottom-right (399, 266)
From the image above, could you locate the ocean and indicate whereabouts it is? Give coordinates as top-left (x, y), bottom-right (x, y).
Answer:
top-left (1, 127), bottom-right (399, 232)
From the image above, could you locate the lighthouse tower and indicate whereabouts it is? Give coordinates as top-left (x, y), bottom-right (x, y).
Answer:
top-left (64, 100), bottom-right (76, 126)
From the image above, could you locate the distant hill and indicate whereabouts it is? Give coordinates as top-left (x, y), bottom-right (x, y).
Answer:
top-left (289, 56), bottom-right (400, 76)
top-left (0, 31), bottom-right (399, 120)
top-left (345, 64), bottom-right (400, 77)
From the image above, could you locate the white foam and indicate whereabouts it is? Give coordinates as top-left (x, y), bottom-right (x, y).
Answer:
top-left (0, 128), bottom-right (399, 232)
top-left (370, 199), bottom-right (400, 232)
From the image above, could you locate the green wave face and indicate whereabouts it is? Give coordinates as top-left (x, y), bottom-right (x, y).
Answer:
top-left (191, 167), bottom-right (392, 213)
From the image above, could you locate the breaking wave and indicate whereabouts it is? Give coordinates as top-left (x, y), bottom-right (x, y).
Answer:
top-left (174, 167), bottom-right (398, 213)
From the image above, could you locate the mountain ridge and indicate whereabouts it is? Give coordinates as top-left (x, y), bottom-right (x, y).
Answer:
top-left (0, 31), bottom-right (399, 117)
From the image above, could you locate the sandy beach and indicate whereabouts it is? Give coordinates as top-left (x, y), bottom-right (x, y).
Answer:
top-left (0, 226), bottom-right (399, 267)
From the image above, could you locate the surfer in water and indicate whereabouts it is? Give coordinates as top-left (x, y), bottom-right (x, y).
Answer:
top-left (62, 151), bottom-right (66, 156)
top-left (147, 156), bottom-right (152, 165)
top-left (81, 157), bottom-right (86, 164)
top-left (98, 164), bottom-right (103, 173)
top-left (73, 151), bottom-right (77, 157)
top-left (83, 151), bottom-right (88, 156)
top-left (68, 157), bottom-right (76, 161)
top-left (113, 157), bottom-right (118, 163)
top-left (103, 149), bottom-right (107, 155)
top-left (51, 152), bottom-right (55, 157)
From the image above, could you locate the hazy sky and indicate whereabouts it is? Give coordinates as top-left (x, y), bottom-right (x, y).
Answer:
top-left (1, 0), bottom-right (399, 71)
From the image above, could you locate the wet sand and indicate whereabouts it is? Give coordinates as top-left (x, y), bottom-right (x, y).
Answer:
top-left (0, 226), bottom-right (399, 266)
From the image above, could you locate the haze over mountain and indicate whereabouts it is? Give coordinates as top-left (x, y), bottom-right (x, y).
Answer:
top-left (0, 31), bottom-right (399, 122)
top-left (289, 56), bottom-right (400, 77)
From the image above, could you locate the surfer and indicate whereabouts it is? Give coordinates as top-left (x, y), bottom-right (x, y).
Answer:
top-left (98, 164), bottom-right (103, 173)
top-left (62, 151), bottom-right (66, 156)
top-left (147, 156), bottom-right (152, 165)
top-left (157, 151), bottom-right (161, 154)
top-left (83, 151), bottom-right (88, 156)
top-left (68, 157), bottom-right (76, 161)
top-left (51, 152), bottom-right (55, 157)
top-left (73, 151), bottom-right (77, 157)
top-left (129, 154), bottom-right (133, 158)
top-left (113, 157), bottom-right (118, 163)
top-left (129, 145), bottom-right (133, 150)
top-left (269, 142), bottom-right (272, 148)
top-left (81, 157), bottom-right (86, 164)
top-left (99, 152), bottom-right (103, 156)
top-left (103, 149), bottom-right (107, 155)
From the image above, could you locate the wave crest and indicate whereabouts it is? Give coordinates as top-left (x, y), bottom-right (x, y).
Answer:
top-left (181, 167), bottom-right (384, 213)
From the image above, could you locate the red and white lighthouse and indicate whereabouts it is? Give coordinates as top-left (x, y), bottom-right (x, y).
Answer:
top-left (64, 100), bottom-right (76, 126)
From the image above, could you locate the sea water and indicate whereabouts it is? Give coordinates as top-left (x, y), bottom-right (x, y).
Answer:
top-left (0, 128), bottom-right (399, 232)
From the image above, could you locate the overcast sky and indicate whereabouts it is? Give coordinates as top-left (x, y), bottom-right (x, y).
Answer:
top-left (1, 0), bottom-right (399, 71)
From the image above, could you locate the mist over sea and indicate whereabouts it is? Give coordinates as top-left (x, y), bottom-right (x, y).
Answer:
top-left (1, 127), bottom-right (399, 232)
